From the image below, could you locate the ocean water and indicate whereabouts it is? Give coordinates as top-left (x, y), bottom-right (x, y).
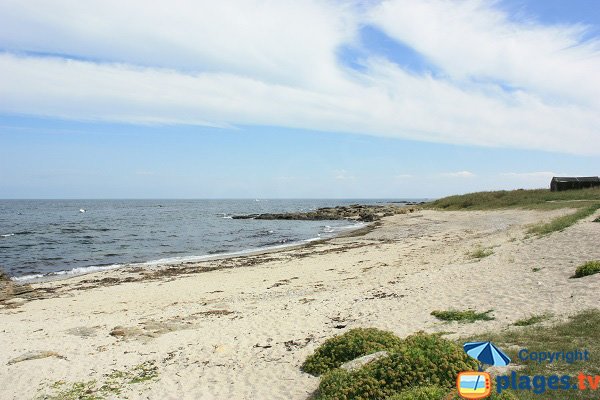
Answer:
top-left (0, 199), bottom-right (416, 282)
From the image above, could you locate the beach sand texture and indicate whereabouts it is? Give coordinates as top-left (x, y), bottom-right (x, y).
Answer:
top-left (1, 208), bottom-right (599, 400)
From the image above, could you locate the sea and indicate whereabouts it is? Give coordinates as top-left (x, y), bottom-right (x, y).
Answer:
top-left (0, 199), bottom-right (421, 282)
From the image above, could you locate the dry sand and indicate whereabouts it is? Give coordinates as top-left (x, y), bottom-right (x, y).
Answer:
top-left (1, 208), bottom-right (599, 399)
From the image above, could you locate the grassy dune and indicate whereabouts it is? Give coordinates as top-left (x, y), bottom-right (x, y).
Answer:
top-left (425, 188), bottom-right (600, 211)
top-left (425, 188), bottom-right (600, 235)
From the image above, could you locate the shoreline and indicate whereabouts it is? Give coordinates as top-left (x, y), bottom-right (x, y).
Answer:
top-left (2, 207), bottom-right (599, 399)
top-left (8, 220), bottom-right (370, 285)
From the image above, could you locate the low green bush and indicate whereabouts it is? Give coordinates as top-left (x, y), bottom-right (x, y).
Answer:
top-left (387, 385), bottom-right (518, 400)
top-left (385, 386), bottom-right (448, 400)
top-left (301, 328), bottom-right (403, 376)
top-left (315, 332), bottom-right (478, 400)
top-left (446, 389), bottom-right (519, 400)
top-left (573, 260), bottom-right (600, 278)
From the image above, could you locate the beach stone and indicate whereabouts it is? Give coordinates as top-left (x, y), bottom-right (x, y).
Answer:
top-left (340, 351), bottom-right (389, 371)
top-left (66, 326), bottom-right (97, 337)
top-left (7, 350), bottom-right (66, 365)
top-left (4, 297), bottom-right (26, 305)
top-left (110, 325), bottom-right (145, 338)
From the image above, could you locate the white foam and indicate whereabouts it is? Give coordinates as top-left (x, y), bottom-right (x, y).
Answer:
top-left (323, 225), bottom-right (335, 233)
top-left (11, 273), bottom-right (44, 282)
top-left (11, 264), bottom-right (123, 283)
top-left (1, 233), bottom-right (15, 238)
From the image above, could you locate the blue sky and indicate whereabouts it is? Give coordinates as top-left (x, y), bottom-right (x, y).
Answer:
top-left (0, 0), bottom-right (599, 199)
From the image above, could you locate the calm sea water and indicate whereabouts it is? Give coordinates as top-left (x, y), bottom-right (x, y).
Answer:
top-left (0, 199), bottom-right (418, 281)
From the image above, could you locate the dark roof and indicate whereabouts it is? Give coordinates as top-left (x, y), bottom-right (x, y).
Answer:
top-left (551, 176), bottom-right (600, 182)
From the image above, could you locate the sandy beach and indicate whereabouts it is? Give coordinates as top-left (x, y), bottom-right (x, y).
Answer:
top-left (1, 208), bottom-right (599, 400)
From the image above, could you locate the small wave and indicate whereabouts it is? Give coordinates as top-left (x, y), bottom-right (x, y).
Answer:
top-left (11, 273), bottom-right (45, 282)
top-left (262, 238), bottom-right (296, 246)
top-left (250, 230), bottom-right (276, 238)
top-left (322, 225), bottom-right (335, 233)
top-left (12, 264), bottom-right (124, 283)
top-left (1, 233), bottom-right (15, 238)
top-left (91, 228), bottom-right (113, 232)
top-left (61, 228), bottom-right (84, 234)
top-left (208, 249), bottom-right (228, 255)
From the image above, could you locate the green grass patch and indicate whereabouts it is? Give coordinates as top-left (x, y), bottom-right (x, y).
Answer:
top-left (466, 309), bottom-right (600, 400)
top-left (385, 385), bottom-right (448, 400)
top-left (431, 309), bottom-right (494, 323)
top-left (301, 328), bottom-right (403, 376)
top-left (425, 188), bottom-right (600, 211)
top-left (468, 247), bottom-right (494, 259)
top-left (513, 314), bottom-right (552, 327)
top-left (38, 361), bottom-right (158, 400)
top-left (573, 261), bottom-right (600, 278)
top-left (526, 204), bottom-right (600, 236)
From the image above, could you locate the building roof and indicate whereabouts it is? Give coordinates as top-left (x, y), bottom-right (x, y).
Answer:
top-left (551, 176), bottom-right (600, 182)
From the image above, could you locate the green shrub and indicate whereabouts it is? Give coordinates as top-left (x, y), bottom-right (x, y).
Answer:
top-left (385, 385), bottom-right (448, 400)
top-left (386, 386), bottom-right (519, 400)
top-left (573, 260), bottom-right (600, 278)
top-left (431, 309), bottom-right (494, 323)
top-left (388, 386), bottom-right (518, 400)
top-left (302, 328), bottom-right (403, 376)
top-left (315, 332), bottom-right (478, 400)
top-left (445, 389), bottom-right (519, 400)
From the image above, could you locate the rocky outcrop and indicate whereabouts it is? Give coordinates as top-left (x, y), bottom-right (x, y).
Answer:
top-left (0, 268), bottom-right (34, 305)
top-left (232, 203), bottom-right (421, 222)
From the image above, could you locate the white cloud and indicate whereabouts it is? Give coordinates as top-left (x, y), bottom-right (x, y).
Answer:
top-left (369, 0), bottom-right (600, 107)
top-left (0, 0), bottom-right (599, 155)
top-left (440, 171), bottom-right (476, 178)
top-left (333, 169), bottom-right (355, 181)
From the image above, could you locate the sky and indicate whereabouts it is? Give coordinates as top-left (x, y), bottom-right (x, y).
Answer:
top-left (0, 0), bottom-right (599, 199)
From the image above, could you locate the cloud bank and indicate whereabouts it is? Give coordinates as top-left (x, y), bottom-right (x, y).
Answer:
top-left (0, 0), bottom-right (599, 155)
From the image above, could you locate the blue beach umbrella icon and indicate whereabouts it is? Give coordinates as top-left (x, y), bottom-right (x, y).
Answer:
top-left (464, 341), bottom-right (511, 368)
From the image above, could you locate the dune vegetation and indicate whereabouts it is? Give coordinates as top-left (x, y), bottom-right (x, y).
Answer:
top-left (425, 188), bottom-right (600, 236)
top-left (307, 310), bottom-right (600, 400)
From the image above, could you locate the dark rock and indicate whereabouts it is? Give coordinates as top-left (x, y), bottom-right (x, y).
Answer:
top-left (231, 204), bottom-right (418, 222)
